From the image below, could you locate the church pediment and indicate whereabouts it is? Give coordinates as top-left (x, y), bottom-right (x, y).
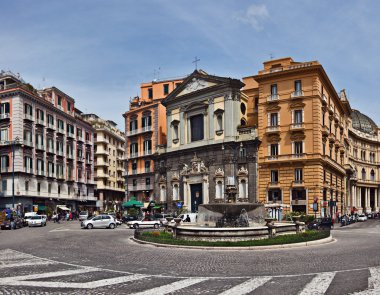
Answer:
top-left (161, 70), bottom-right (244, 107)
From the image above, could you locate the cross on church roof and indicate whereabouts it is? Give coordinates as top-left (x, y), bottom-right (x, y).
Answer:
top-left (192, 56), bottom-right (200, 70)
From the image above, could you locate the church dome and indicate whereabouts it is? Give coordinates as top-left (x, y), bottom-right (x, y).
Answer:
top-left (351, 109), bottom-right (377, 135)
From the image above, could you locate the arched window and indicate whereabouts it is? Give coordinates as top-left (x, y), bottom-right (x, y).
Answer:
top-left (216, 181), bottom-right (223, 199)
top-left (371, 169), bottom-right (375, 181)
top-left (217, 115), bottom-right (223, 131)
top-left (173, 184), bottom-right (179, 200)
top-left (239, 179), bottom-right (247, 199)
top-left (160, 185), bottom-right (166, 202)
top-left (240, 118), bottom-right (247, 126)
top-left (362, 168), bottom-right (366, 180)
top-left (240, 103), bottom-right (246, 115)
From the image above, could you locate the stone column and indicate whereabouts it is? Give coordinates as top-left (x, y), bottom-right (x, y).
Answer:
top-left (374, 188), bottom-right (378, 212)
top-left (357, 187), bottom-right (361, 210)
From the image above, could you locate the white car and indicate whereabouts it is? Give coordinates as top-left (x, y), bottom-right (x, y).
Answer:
top-left (79, 211), bottom-right (89, 221)
top-left (81, 214), bottom-right (116, 229)
top-left (357, 214), bottom-right (367, 222)
top-left (28, 215), bottom-right (47, 227)
top-left (127, 217), bottom-right (160, 229)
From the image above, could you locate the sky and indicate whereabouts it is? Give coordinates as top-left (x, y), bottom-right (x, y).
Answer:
top-left (1, 0), bottom-right (380, 128)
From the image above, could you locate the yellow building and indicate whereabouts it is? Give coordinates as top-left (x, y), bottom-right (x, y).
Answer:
top-left (81, 114), bottom-right (125, 212)
top-left (244, 57), bottom-right (352, 218)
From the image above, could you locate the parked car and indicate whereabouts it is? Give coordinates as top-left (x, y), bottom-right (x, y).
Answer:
top-left (127, 216), bottom-right (160, 229)
top-left (81, 214), bottom-right (116, 229)
top-left (154, 213), bottom-right (173, 225)
top-left (79, 211), bottom-right (89, 221)
top-left (307, 217), bottom-right (334, 230)
top-left (0, 217), bottom-right (22, 230)
top-left (366, 213), bottom-right (373, 219)
top-left (122, 214), bottom-right (139, 223)
top-left (28, 215), bottom-right (47, 227)
top-left (23, 212), bottom-right (37, 226)
top-left (357, 214), bottom-right (367, 222)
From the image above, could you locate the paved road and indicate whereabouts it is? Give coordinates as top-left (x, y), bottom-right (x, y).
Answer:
top-left (0, 219), bottom-right (380, 294)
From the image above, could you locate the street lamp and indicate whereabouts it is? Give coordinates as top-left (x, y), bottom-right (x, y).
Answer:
top-left (221, 142), bottom-right (243, 202)
top-left (10, 136), bottom-right (20, 210)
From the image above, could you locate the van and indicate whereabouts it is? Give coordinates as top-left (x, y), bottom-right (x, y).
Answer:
top-left (178, 213), bottom-right (198, 223)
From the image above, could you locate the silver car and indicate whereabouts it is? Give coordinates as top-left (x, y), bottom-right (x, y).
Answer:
top-left (81, 214), bottom-right (116, 229)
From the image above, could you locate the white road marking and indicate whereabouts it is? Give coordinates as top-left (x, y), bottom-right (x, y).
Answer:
top-left (368, 266), bottom-right (380, 290)
top-left (1, 274), bottom-right (148, 289)
top-left (298, 272), bottom-right (336, 295)
top-left (0, 259), bottom-right (55, 269)
top-left (130, 278), bottom-right (208, 295)
top-left (217, 277), bottom-right (272, 295)
top-left (2, 268), bottom-right (97, 282)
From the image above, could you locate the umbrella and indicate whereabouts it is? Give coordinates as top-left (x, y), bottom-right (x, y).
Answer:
top-left (122, 197), bottom-right (143, 208)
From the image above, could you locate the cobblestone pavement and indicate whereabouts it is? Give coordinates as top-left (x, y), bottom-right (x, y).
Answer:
top-left (1, 219), bottom-right (380, 294)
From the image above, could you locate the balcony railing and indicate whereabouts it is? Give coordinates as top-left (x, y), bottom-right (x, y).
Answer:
top-left (24, 167), bottom-right (33, 174)
top-left (57, 173), bottom-right (65, 180)
top-left (36, 170), bottom-right (45, 176)
top-left (24, 114), bottom-right (34, 121)
top-left (0, 167), bottom-right (9, 173)
top-left (57, 127), bottom-right (65, 134)
top-left (47, 172), bottom-right (55, 178)
top-left (77, 136), bottom-right (84, 142)
top-left (145, 168), bottom-right (151, 173)
top-left (86, 159), bottom-right (92, 165)
top-left (290, 123), bottom-right (305, 130)
top-left (129, 152), bottom-right (139, 158)
top-left (36, 144), bottom-right (45, 151)
top-left (67, 132), bottom-right (75, 138)
top-left (144, 150), bottom-right (152, 156)
top-left (67, 153), bottom-right (74, 159)
top-left (47, 147), bottom-right (55, 154)
top-left (266, 94), bottom-right (279, 102)
top-left (47, 123), bottom-right (55, 130)
top-left (126, 126), bottom-right (152, 136)
top-left (0, 113), bottom-right (10, 120)
top-left (266, 126), bottom-right (280, 133)
top-left (57, 150), bottom-right (64, 156)
top-left (131, 169), bottom-right (137, 175)
top-left (291, 90), bottom-right (304, 98)
top-left (86, 139), bottom-right (92, 145)
top-left (129, 184), bottom-right (153, 191)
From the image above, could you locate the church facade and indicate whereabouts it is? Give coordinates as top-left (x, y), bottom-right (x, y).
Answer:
top-left (153, 70), bottom-right (260, 213)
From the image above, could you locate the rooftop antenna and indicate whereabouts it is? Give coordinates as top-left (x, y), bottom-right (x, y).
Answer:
top-left (192, 56), bottom-right (200, 70)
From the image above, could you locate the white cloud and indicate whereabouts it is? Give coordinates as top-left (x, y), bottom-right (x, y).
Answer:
top-left (235, 4), bottom-right (269, 31)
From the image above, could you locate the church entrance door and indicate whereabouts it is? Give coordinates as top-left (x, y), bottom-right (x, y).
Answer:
top-left (190, 183), bottom-right (203, 213)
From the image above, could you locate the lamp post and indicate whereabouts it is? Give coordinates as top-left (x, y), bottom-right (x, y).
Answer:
top-left (10, 136), bottom-right (20, 210)
top-left (221, 142), bottom-right (243, 202)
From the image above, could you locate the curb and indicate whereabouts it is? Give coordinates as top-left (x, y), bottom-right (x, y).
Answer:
top-left (130, 235), bottom-right (335, 251)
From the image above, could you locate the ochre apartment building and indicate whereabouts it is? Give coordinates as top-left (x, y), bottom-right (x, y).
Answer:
top-left (243, 57), bottom-right (352, 217)
top-left (123, 78), bottom-right (183, 203)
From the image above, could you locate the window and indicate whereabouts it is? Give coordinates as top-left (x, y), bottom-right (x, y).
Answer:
top-left (148, 88), bottom-right (153, 99)
top-left (322, 111), bottom-right (325, 126)
top-left (37, 159), bottom-right (44, 174)
top-left (190, 114), bottom-right (204, 142)
top-left (58, 96), bottom-right (62, 106)
top-left (294, 110), bottom-right (303, 124)
top-left (295, 168), bottom-right (303, 183)
top-left (175, 82), bottom-right (181, 88)
top-left (0, 102), bottom-right (10, 115)
top-left (371, 170), bottom-right (375, 181)
top-left (240, 103), bottom-right (246, 115)
top-left (1, 180), bottom-right (6, 192)
top-left (142, 116), bottom-right (152, 129)
top-left (48, 183), bottom-right (51, 194)
top-left (0, 155), bottom-right (9, 172)
top-left (216, 114), bottom-right (223, 132)
top-left (36, 109), bottom-right (44, 121)
top-left (271, 84), bottom-right (278, 95)
top-left (173, 124), bottom-right (179, 141)
top-left (163, 84), bottom-right (169, 95)
top-left (294, 141), bottom-right (303, 156)
top-left (67, 101), bottom-right (71, 112)
top-left (24, 103), bottom-right (33, 116)
top-left (146, 178), bottom-right (150, 186)
top-left (48, 138), bottom-right (54, 151)
top-left (270, 113), bottom-right (278, 126)
top-left (292, 189), bottom-right (306, 200)
top-left (239, 180), bottom-right (247, 199)
top-left (0, 128), bottom-right (8, 142)
top-left (173, 184), bottom-right (179, 200)
top-left (270, 144), bottom-right (278, 158)
top-left (362, 168), bottom-right (366, 180)
top-left (295, 80), bottom-right (302, 92)
top-left (77, 128), bottom-right (82, 138)
top-left (133, 179), bottom-right (137, 187)
top-left (130, 143), bottom-right (138, 157)
top-left (37, 183), bottom-right (41, 194)
top-left (270, 170), bottom-right (278, 184)
top-left (145, 160), bottom-right (150, 172)
top-left (24, 156), bottom-right (33, 172)
top-left (129, 119), bottom-right (138, 132)
top-left (67, 124), bottom-right (74, 135)
top-left (58, 185), bottom-right (61, 194)
top-left (268, 189), bottom-right (281, 202)
top-left (47, 114), bottom-right (54, 126)
top-left (143, 140), bottom-right (152, 155)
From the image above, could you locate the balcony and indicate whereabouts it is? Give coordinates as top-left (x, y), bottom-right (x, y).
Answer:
top-left (131, 169), bottom-right (138, 175)
top-left (144, 150), bottom-right (152, 156)
top-left (67, 132), bottom-right (75, 139)
top-left (77, 136), bottom-right (84, 142)
top-left (94, 160), bottom-right (109, 167)
top-left (145, 168), bottom-right (151, 173)
top-left (47, 172), bottom-right (55, 178)
top-left (24, 167), bottom-right (33, 174)
top-left (96, 137), bottom-right (109, 144)
top-left (86, 158), bottom-right (92, 165)
top-left (47, 123), bottom-right (55, 130)
top-left (36, 119), bottom-right (45, 126)
top-left (94, 172), bottom-right (110, 179)
top-left (322, 94), bottom-right (328, 105)
top-left (0, 167), bottom-right (9, 173)
top-left (265, 126), bottom-right (280, 134)
top-left (321, 125), bottom-right (329, 137)
top-left (56, 150), bottom-right (64, 157)
top-left (47, 147), bottom-right (55, 154)
top-left (266, 94), bottom-right (279, 102)
top-left (35, 144), bottom-right (45, 151)
top-left (24, 114), bottom-right (34, 121)
top-left (328, 105), bottom-right (334, 114)
top-left (291, 90), bottom-right (304, 98)
top-left (292, 180), bottom-right (305, 187)
top-left (86, 139), bottom-right (92, 145)
top-left (77, 156), bottom-right (84, 163)
top-left (129, 152), bottom-right (139, 159)
top-left (117, 166), bottom-right (124, 172)
top-left (57, 105), bottom-right (64, 111)
top-left (0, 113), bottom-right (10, 120)
top-left (57, 173), bottom-right (65, 180)
top-left (67, 153), bottom-right (74, 160)
top-left (268, 181), bottom-right (280, 188)
top-left (126, 126), bottom-right (153, 136)
top-left (289, 123), bottom-right (305, 132)
top-left (95, 150), bottom-right (109, 156)
top-left (23, 140), bottom-right (33, 148)
top-left (129, 184), bottom-right (153, 191)
top-left (57, 127), bottom-right (65, 134)
top-left (36, 170), bottom-right (45, 176)
top-left (117, 145), bottom-right (124, 152)
top-left (292, 153), bottom-right (306, 159)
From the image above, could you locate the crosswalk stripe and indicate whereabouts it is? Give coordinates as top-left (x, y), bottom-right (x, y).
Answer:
top-left (130, 278), bottom-right (208, 295)
top-left (0, 259), bottom-right (55, 269)
top-left (217, 277), bottom-right (272, 295)
top-left (1, 274), bottom-right (148, 289)
top-left (368, 266), bottom-right (380, 290)
top-left (298, 272), bottom-right (336, 295)
top-left (1, 268), bottom-right (98, 283)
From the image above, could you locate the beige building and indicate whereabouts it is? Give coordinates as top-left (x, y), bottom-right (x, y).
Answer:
top-left (244, 57), bottom-right (352, 218)
top-left (81, 114), bottom-right (125, 212)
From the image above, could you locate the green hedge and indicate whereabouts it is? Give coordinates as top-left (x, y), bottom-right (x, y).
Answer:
top-left (137, 230), bottom-right (330, 247)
